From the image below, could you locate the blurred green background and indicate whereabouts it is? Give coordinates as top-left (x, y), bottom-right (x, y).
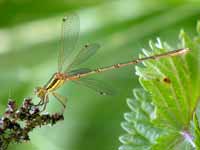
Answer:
top-left (0, 0), bottom-right (200, 150)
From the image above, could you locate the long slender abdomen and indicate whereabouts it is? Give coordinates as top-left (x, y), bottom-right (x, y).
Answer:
top-left (68, 48), bottom-right (189, 80)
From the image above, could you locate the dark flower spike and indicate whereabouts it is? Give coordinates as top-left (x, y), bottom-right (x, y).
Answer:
top-left (0, 98), bottom-right (64, 150)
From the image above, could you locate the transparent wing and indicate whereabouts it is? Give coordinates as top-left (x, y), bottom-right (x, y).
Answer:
top-left (68, 68), bottom-right (91, 76)
top-left (58, 13), bottom-right (80, 72)
top-left (64, 43), bottom-right (100, 73)
top-left (72, 77), bottom-right (115, 96)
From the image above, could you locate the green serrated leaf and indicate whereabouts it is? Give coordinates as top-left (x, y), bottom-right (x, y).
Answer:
top-left (193, 112), bottom-right (200, 150)
top-left (137, 24), bottom-right (200, 149)
top-left (119, 89), bottom-right (163, 150)
top-left (119, 144), bottom-right (150, 150)
top-left (120, 22), bottom-right (200, 150)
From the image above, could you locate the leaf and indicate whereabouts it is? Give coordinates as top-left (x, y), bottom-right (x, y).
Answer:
top-left (193, 112), bottom-right (200, 150)
top-left (135, 25), bottom-right (200, 149)
top-left (120, 22), bottom-right (200, 150)
top-left (119, 89), bottom-right (164, 150)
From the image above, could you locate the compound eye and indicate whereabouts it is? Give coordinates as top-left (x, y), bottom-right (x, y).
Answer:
top-left (34, 87), bottom-right (41, 93)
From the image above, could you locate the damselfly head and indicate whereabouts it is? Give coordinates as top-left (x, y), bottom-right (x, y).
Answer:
top-left (34, 87), bottom-right (46, 99)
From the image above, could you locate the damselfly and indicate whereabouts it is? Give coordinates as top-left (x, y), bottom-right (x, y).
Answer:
top-left (34, 14), bottom-right (190, 112)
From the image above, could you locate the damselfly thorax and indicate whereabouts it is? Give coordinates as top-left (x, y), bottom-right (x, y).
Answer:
top-left (45, 73), bottom-right (66, 92)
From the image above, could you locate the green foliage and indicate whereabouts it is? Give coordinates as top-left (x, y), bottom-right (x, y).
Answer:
top-left (120, 22), bottom-right (200, 149)
top-left (193, 112), bottom-right (200, 150)
top-left (119, 89), bottom-right (164, 150)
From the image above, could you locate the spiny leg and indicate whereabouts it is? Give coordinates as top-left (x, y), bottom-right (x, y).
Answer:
top-left (36, 99), bottom-right (44, 106)
top-left (52, 92), bottom-right (67, 113)
top-left (41, 95), bottom-right (49, 112)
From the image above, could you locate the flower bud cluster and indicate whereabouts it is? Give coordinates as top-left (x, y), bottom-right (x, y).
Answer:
top-left (0, 98), bottom-right (64, 150)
